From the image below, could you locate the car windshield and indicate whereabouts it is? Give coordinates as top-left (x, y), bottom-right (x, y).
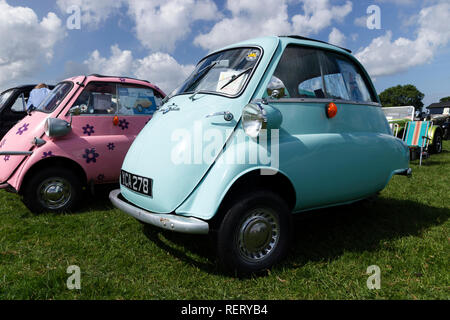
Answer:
top-left (0, 90), bottom-right (14, 108)
top-left (35, 82), bottom-right (73, 113)
top-left (171, 47), bottom-right (261, 98)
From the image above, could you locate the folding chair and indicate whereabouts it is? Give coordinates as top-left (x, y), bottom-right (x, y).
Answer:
top-left (389, 123), bottom-right (400, 137)
top-left (402, 121), bottom-right (433, 166)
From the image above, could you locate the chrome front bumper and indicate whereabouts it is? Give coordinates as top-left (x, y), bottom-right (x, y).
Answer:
top-left (109, 189), bottom-right (209, 235)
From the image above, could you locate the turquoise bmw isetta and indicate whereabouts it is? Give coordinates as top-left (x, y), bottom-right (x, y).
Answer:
top-left (110, 36), bottom-right (411, 274)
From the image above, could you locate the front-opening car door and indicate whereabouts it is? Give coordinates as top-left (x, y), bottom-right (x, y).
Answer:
top-left (67, 82), bottom-right (161, 183)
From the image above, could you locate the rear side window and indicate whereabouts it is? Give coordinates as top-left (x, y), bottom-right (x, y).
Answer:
top-left (10, 93), bottom-right (26, 112)
top-left (268, 44), bottom-right (377, 103)
top-left (117, 85), bottom-right (162, 116)
top-left (321, 52), bottom-right (375, 103)
top-left (270, 45), bottom-right (325, 99)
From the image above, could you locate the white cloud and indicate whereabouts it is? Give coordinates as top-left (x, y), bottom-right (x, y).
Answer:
top-left (83, 45), bottom-right (194, 93)
top-left (127, 0), bottom-right (219, 52)
top-left (328, 27), bottom-right (346, 47)
top-left (354, 15), bottom-right (367, 28)
top-left (84, 45), bottom-right (134, 76)
top-left (133, 53), bottom-right (195, 94)
top-left (375, 0), bottom-right (416, 5)
top-left (57, 0), bottom-right (219, 51)
top-left (56, 0), bottom-right (125, 28)
top-left (291, 0), bottom-right (352, 36)
top-left (356, 2), bottom-right (450, 77)
top-left (0, 0), bottom-right (65, 89)
top-left (194, 0), bottom-right (352, 51)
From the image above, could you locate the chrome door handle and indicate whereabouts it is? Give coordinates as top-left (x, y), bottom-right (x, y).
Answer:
top-left (206, 111), bottom-right (234, 121)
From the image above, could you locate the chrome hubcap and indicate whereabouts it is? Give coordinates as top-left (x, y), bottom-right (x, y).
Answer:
top-left (38, 178), bottom-right (72, 210)
top-left (436, 137), bottom-right (442, 152)
top-left (238, 208), bottom-right (280, 262)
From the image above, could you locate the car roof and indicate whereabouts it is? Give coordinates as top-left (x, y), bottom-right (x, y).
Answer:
top-left (280, 35), bottom-right (352, 53)
top-left (216, 35), bottom-right (353, 57)
top-left (1, 84), bottom-right (56, 95)
top-left (62, 74), bottom-right (166, 96)
top-left (428, 101), bottom-right (450, 109)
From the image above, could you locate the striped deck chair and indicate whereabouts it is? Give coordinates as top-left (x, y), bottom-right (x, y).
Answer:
top-left (402, 121), bottom-right (432, 166)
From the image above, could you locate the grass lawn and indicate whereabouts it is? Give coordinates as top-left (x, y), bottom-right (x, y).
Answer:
top-left (0, 142), bottom-right (449, 300)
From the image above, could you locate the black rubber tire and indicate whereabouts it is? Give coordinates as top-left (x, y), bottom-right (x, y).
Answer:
top-left (217, 190), bottom-right (291, 276)
top-left (22, 167), bottom-right (82, 214)
top-left (431, 131), bottom-right (443, 154)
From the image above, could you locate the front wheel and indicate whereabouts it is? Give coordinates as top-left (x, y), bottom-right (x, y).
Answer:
top-left (217, 190), bottom-right (291, 275)
top-left (22, 167), bottom-right (82, 213)
top-left (431, 131), bottom-right (443, 154)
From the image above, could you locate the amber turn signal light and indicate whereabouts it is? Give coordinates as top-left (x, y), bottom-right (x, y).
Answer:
top-left (113, 115), bottom-right (119, 126)
top-left (326, 102), bottom-right (337, 118)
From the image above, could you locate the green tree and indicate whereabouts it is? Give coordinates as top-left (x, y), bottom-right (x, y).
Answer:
top-left (440, 96), bottom-right (450, 102)
top-left (379, 84), bottom-right (424, 111)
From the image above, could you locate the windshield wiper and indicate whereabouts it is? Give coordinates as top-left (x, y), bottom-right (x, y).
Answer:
top-left (188, 61), bottom-right (220, 101)
top-left (220, 67), bottom-right (253, 90)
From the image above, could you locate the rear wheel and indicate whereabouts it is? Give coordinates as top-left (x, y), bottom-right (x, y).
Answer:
top-left (22, 167), bottom-right (82, 213)
top-left (431, 131), bottom-right (443, 154)
top-left (217, 190), bottom-right (291, 275)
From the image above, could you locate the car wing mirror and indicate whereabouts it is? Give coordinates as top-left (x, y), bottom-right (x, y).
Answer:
top-left (69, 105), bottom-right (81, 116)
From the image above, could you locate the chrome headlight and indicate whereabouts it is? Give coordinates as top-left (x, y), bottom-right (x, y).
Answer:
top-left (45, 118), bottom-right (72, 138)
top-left (242, 103), bottom-right (266, 138)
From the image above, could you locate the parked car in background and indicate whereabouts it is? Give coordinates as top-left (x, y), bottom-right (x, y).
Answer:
top-left (382, 106), bottom-right (415, 137)
top-left (0, 75), bottom-right (165, 213)
top-left (424, 102), bottom-right (450, 153)
top-left (110, 36), bottom-right (411, 274)
top-left (0, 84), bottom-right (55, 139)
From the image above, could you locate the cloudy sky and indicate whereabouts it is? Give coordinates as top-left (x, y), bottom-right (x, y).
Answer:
top-left (1, 0), bottom-right (449, 105)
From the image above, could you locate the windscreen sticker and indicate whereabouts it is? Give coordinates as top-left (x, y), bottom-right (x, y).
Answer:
top-left (246, 50), bottom-right (259, 61)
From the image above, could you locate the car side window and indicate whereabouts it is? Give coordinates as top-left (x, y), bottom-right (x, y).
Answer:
top-left (321, 52), bottom-right (375, 103)
top-left (0, 90), bottom-right (14, 109)
top-left (269, 45), bottom-right (325, 99)
top-left (117, 85), bottom-right (162, 116)
top-left (10, 93), bottom-right (26, 112)
top-left (73, 82), bottom-right (118, 115)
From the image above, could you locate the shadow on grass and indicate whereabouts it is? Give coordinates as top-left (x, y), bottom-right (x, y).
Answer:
top-left (142, 225), bottom-right (220, 275)
top-left (284, 198), bottom-right (448, 268)
top-left (141, 198), bottom-right (448, 275)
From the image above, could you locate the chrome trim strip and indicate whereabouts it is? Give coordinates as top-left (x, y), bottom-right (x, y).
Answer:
top-left (0, 151), bottom-right (33, 156)
top-left (109, 189), bottom-right (209, 235)
top-left (266, 98), bottom-right (381, 107)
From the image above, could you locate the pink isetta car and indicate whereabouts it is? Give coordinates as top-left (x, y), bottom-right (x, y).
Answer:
top-left (0, 74), bottom-right (165, 213)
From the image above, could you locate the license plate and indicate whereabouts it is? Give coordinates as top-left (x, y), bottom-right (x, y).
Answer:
top-left (120, 170), bottom-right (152, 197)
